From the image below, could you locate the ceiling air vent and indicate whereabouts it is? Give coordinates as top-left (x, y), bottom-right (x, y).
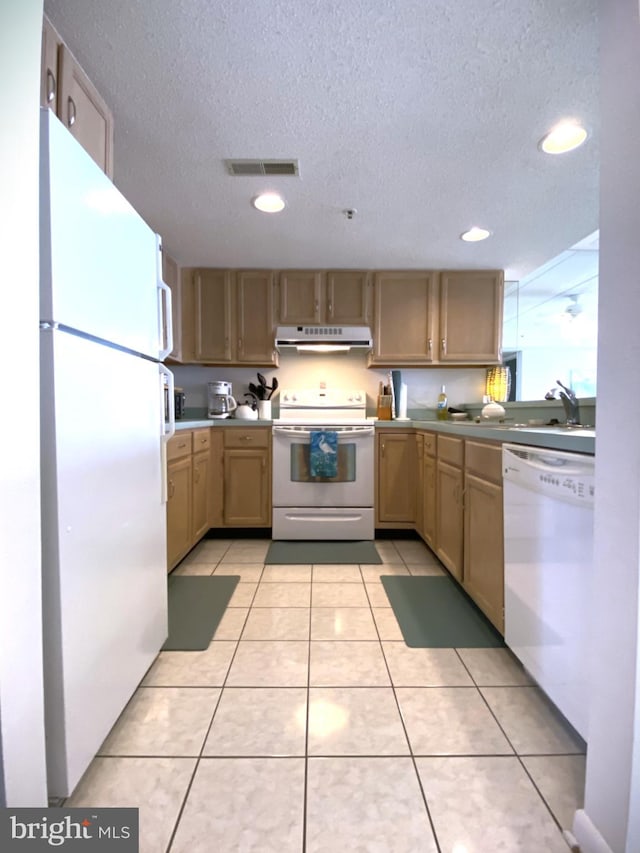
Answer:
top-left (226, 159), bottom-right (299, 177)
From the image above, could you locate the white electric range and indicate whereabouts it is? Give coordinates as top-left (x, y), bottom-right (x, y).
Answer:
top-left (271, 388), bottom-right (375, 540)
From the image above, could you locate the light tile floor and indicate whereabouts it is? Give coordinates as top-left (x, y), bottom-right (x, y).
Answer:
top-left (67, 538), bottom-right (585, 852)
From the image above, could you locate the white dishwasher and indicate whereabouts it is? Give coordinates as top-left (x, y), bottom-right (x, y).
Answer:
top-left (503, 443), bottom-right (595, 740)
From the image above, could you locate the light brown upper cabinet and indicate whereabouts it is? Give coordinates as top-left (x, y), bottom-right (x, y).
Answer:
top-left (41, 15), bottom-right (114, 178)
top-left (188, 269), bottom-right (277, 366)
top-left (370, 269), bottom-right (504, 366)
top-left (236, 270), bottom-right (277, 363)
top-left (439, 271), bottom-right (504, 363)
top-left (370, 271), bottom-right (438, 365)
top-left (277, 270), bottom-right (371, 325)
top-left (278, 271), bottom-right (323, 324)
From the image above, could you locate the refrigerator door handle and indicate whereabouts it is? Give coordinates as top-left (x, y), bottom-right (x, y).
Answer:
top-left (157, 235), bottom-right (173, 360)
top-left (159, 364), bottom-right (175, 503)
top-left (157, 280), bottom-right (173, 360)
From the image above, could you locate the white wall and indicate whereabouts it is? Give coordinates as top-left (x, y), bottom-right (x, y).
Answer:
top-left (0, 1), bottom-right (47, 805)
top-left (171, 358), bottom-right (487, 414)
top-left (573, 1), bottom-right (640, 850)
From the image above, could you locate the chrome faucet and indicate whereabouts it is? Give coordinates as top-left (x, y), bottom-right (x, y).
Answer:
top-left (556, 379), bottom-right (580, 425)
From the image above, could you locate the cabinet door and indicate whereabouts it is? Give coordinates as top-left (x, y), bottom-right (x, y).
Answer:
top-left (278, 271), bottom-right (323, 324)
top-left (463, 473), bottom-right (504, 632)
top-left (371, 271), bottom-right (437, 364)
top-left (192, 450), bottom-right (210, 541)
top-left (423, 454), bottom-right (437, 549)
top-left (167, 456), bottom-right (192, 570)
top-left (415, 435), bottom-right (425, 538)
top-left (435, 460), bottom-right (464, 580)
top-left (377, 433), bottom-right (416, 523)
top-left (236, 270), bottom-right (277, 365)
top-left (193, 269), bottom-right (233, 362)
top-left (326, 271), bottom-right (371, 324)
top-left (209, 429), bottom-right (224, 528)
top-left (58, 44), bottom-right (114, 178)
top-left (223, 449), bottom-right (270, 526)
top-left (439, 271), bottom-right (504, 363)
top-left (41, 16), bottom-right (60, 111)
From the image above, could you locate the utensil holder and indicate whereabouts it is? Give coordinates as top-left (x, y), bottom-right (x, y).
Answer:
top-left (377, 394), bottom-right (392, 420)
top-left (257, 400), bottom-right (272, 420)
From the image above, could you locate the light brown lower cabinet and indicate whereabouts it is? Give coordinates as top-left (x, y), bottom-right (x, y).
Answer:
top-left (435, 435), bottom-right (464, 581)
top-left (421, 433), bottom-right (437, 549)
top-left (376, 431), bottom-right (416, 527)
top-left (166, 432), bottom-right (194, 570)
top-left (167, 426), bottom-right (272, 570)
top-left (166, 428), bottom-right (212, 570)
top-left (463, 440), bottom-right (504, 632)
top-left (415, 435), bottom-right (425, 538)
top-left (409, 431), bottom-right (504, 633)
top-left (223, 428), bottom-right (271, 527)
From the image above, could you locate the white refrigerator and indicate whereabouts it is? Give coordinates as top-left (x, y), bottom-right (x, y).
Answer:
top-left (39, 109), bottom-right (174, 798)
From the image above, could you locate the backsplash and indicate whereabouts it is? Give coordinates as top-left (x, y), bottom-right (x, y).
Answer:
top-left (170, 352), bottom-right (488, 418)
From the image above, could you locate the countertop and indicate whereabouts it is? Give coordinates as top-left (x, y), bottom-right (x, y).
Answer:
top-left (174, 417), bottom-right (595, 454)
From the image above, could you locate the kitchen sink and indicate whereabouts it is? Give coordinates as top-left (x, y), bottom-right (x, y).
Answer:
top-left (447, 421), bottom-right (595, 436)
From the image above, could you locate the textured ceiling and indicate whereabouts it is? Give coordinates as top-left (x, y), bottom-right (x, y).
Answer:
top-left (44, 0), bottom-right (598, 280)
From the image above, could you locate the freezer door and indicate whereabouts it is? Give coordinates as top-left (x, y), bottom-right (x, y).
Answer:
top-left (40, 110), bottom-right (164, 359)
top-left (40, 329), bottom-right (168, 797)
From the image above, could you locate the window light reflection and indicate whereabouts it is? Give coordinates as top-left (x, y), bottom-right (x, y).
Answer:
top-left (307, 699), bottom-right (349, 738)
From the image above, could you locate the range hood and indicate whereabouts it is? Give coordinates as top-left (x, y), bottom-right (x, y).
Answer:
top-left (275, 325), bottom-right (373, 353)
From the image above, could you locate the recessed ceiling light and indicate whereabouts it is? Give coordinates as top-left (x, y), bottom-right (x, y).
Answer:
top-left (252, 192), bottom-right (285, 213)
top-left (461, 227), bottom-right (491, 242)
top-left (540, 121), bottom-right (588, 154)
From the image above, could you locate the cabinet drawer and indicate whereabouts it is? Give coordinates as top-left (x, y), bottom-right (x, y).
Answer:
top-left (192, 428), bottom-right (211, 453)
top-left (422, 432), bottom-right (436, 457)
top-left (437, 434), bottom-right (464, 467)
top-left (465, 440), bottom-right (502, 483)
top-left (224, 427), bottom-right (270, 448)
top-left (167, 431), bottom-right (192, 461)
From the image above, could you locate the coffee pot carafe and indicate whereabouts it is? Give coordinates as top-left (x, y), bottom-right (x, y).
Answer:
top-left (207, 381), bottom-right (238, 419)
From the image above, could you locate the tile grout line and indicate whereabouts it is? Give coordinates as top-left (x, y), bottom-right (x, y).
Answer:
top-left (164, 562), bottom-right (264, 852)
top-left (361, 559), bottom-right (444, 853)
top-left (453, 648), bottom-right (579, 839)
top-left (302, 566), bottom-right (314, 852)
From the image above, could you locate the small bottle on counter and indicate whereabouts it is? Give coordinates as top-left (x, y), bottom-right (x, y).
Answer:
top-left (436, 385), bottom-right (448, 420)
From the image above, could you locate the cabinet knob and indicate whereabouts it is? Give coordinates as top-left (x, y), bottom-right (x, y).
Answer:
top-left (427, 338), bottom-right (433, 355)
top-left (441, 338), bottom-right (446, 355)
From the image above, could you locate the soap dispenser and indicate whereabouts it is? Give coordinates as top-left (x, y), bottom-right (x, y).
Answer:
top-left (436, 385), bottom-right (448, 421)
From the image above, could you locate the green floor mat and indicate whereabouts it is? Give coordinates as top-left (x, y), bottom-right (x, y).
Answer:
top-left (163, 575), bottom-right (240, 650)
top-left (381, 575), bottom-right (505, 648)
top-left (265, 540), bottom-right (381, 564)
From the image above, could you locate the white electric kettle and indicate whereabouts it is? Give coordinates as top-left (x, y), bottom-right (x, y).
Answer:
top-left (207, 381), bottom-right (238, 419)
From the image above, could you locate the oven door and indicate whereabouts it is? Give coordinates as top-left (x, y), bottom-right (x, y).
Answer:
top-left (272, 424), bottom-right (374, 508)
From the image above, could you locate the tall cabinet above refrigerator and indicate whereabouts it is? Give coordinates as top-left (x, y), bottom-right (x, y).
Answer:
top-left (39, 109), bottom-right (174, 798)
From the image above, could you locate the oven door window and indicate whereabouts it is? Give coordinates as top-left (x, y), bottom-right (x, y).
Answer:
top-left (290, 442), bottom-right (356, 483)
